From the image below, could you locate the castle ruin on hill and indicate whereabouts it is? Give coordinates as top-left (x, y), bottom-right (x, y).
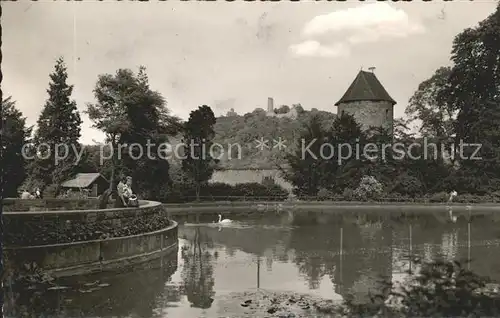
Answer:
top-left (265, 97), bottom-right (299, 120)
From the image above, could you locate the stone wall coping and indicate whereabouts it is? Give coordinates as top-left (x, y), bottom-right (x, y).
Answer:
top-left (5, 220), bottom-right (178, 250)
top-left (4, 199), bottom-right (161, 216)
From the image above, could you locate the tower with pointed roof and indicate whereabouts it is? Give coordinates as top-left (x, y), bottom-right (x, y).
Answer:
top-left (335, 69), bottom-right (396, 135)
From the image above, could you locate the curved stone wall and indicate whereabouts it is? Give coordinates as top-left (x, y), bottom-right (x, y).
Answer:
top-left (4, 199), bottom-right (178, 279)
top-left (3, 197), bottom-right (111, 212)
top-left (5, 200), bottom-right (170, 246)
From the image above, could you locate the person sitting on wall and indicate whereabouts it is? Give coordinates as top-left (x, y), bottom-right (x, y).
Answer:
top-left (117, 176), bottom-right (139, 207)
top-left (34, 187), bottom-right (41, 199)
top-left (117, 176), bottom-right (128, 207)
top-left (124, 176), bottom-right (139, 207)
top-left (21, 189), bottom-right (33, 199)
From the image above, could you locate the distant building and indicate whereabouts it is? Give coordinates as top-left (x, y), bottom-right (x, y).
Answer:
top-left (335, 69), bottom-right (396, 135)
top-left (60, 173), bottom-right (109, 197)
top-left (226, 108), bottom-right (238, 117)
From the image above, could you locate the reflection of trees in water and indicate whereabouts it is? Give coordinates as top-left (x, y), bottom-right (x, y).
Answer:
top-left (4, 252), bottom-right (179, 317)
top-left (289, 231), bottom-right (335, 290)
top-left (180, 227), bottom-right (216, 309)
top-left (341, 224), bottom-right (393, 304)
top-left (286, 213), bottom-right (393, 302)
top-left (440, 229), bottom-right (459, 261)
top-left (180, 223), bottom-right (292, 272)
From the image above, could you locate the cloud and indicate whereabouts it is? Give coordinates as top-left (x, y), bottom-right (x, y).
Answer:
top-left (289, 40), bottom-right (349, 58)
top-left (303, 3), bottom-right (424, 42)
top-left (289, 3), bottom-right (424, 58)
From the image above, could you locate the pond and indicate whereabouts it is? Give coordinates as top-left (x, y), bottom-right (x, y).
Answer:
top-left (5, 209), bottom-right (500, 317)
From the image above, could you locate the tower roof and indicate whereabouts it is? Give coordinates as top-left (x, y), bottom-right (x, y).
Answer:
top-left (335, 70), bottom-right (396, 106)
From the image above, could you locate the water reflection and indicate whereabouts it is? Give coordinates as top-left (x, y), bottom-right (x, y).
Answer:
top-left (4, 251), bottom-right (180, 317)
top-left (6, 210), bottom-right (500, 317)
top-left (181, 227), bottom-right (216, 308)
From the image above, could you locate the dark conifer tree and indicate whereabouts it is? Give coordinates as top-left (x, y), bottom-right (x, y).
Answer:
top-left (182, 105), bottom-right (217, 201)
top-left (31, 57), bottom-right (82, 191)
top-left (1, 97), bottom-right (32, 197)
top-left (284, 115), bottom-right (328, 197)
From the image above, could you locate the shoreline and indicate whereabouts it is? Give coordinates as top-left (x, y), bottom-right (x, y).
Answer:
top-left (163, 200), bottom-right (500, 217)
top-left (163, 200), bottom-right (500, 207)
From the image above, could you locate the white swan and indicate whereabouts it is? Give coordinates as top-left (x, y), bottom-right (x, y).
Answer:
top-left (217, 214), bottom-right (232, 224)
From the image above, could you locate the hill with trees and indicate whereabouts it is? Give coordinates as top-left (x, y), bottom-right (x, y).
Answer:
top-left (212, 105), bottom-right (336, 169)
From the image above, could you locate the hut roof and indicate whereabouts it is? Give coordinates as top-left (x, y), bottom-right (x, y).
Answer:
top-left (60, 173), bottom-right (107, 188)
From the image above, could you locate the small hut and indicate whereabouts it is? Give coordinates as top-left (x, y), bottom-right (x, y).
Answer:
top-left (60, 173), bottom-right (109, 198)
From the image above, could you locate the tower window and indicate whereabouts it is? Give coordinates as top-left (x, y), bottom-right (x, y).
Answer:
top-left (385, 109), bottom-right (389, 119)
top-left (341, 110), bottom-right (345, 116)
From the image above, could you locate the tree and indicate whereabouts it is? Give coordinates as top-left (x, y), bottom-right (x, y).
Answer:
top-left (438, 3), bottom-right (500, 149)
top-left (31, 57), bottom-right (82, 191)
top-left (119, 67), bottom-right (179, 200)
top-left (437, 3), bottom-right (500, 192)
top-left (403, 67), bottom-right (457, 190)
top-left (284, 115), bottom-right (329, 197)
top-left (328, 113), bottom-right (367, 192)
top-left (292, 103), bottom-right (305, 114)
top-left (1, 97), bottom-right (32, 197)
top-left (87, 70), bottom-right (131, 197)
top-left (406, 66), bottom-right (455, 140)
top-left (182, 105), bottom-right (217, 201)
top-left (448, 99), bottom-right (500, 193)
top-left (87, 67), bottom-right (180, 200)
top-left (275, 105), bottom-right (290, 114)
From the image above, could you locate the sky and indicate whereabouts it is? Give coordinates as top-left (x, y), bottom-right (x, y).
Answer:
top-left (3, 1), bottom-right (498, 145)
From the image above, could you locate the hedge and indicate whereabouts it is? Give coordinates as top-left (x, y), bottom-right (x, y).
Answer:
top-left (162, 182), bottom-right (289, 203)
top-left (297, 191), bottom-right (500, 204)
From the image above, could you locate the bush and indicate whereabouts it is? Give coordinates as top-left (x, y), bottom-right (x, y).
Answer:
top-left (161, 181), bottom-right (289, 202)
top-left (42, 184), bottom-right (59, 198)
top-left (57, 189), bottom-right (88, 199)
top-left (353, 176), bottom-right (383, 200)
top-left (343, 259), bottom-right (500, 317)
top-left (342, 188), bottom-right (356, 201)
top-left (428, 191), bottom-right (449, 203)
top-left (454, 193), bottom-right (494, 203)
top-left (232, 182), bottom-right (288, 199)
top-left (317, 188), bottom-right (334, 201)
top-left (262, 176), bottom-right (275, 187)
top-left (491, 191), bottom-right (500, 199)
top-left (383, 192), bottom-right (413, 202)
top-left (391, 174), bottom-right (424, 197)
top-left (426, 192), bottom-right (497, 204)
